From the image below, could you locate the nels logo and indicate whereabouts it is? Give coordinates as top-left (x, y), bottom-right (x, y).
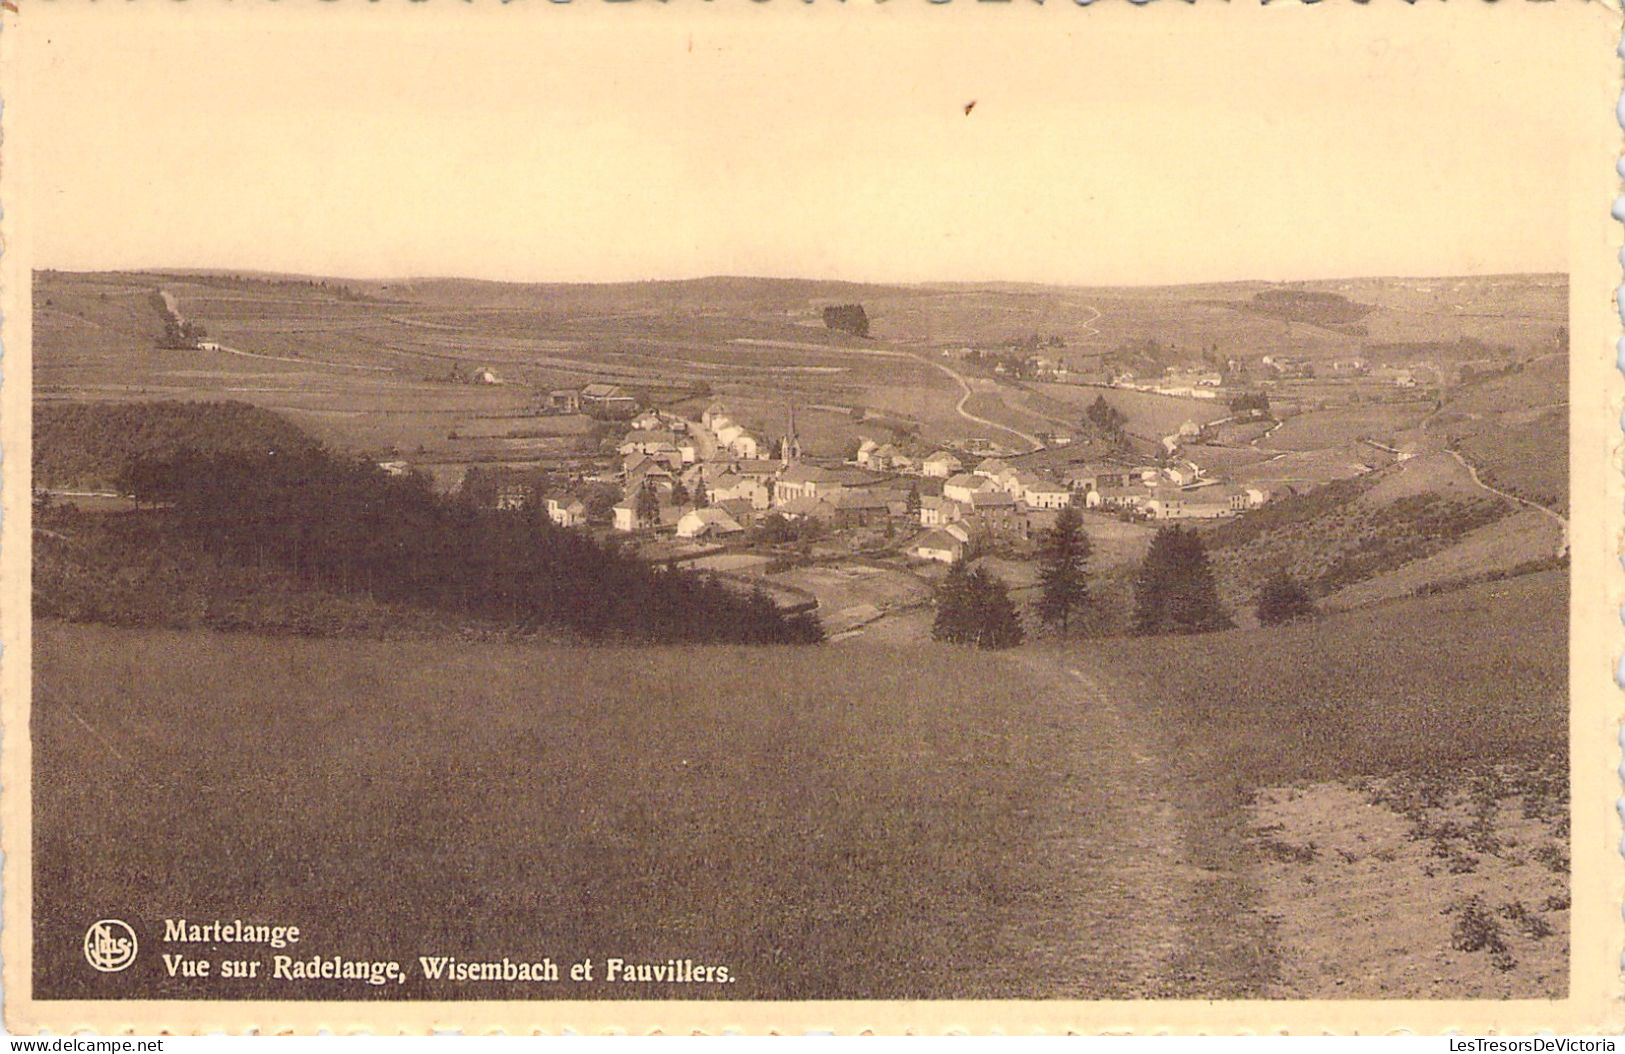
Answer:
top-left (83, 919), bottom-right (138, 973)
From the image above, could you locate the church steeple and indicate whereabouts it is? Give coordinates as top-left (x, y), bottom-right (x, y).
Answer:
top-left (781, 402), bottom-right (801, 465)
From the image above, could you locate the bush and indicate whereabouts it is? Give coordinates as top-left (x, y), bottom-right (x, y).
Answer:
top-left (1256, 571), bottom-right (1315, 625)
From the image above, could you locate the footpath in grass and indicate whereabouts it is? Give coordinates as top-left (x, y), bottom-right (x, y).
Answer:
top-left (1075, 570), bottom-right (1568, 997)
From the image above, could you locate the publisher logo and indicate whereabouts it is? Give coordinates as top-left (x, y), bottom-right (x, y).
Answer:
top-left (84, 919), bottom-right (138, 972)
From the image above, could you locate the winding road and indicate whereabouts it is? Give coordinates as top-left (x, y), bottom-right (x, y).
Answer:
top-left (911, 353), bottom-right (1045, 452)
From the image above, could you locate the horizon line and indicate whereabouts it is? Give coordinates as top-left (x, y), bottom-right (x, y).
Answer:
top-left (32, 266), bottom-right (1571, 292)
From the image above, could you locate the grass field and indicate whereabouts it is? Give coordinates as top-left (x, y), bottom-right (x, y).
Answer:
top-left (34, 569), bottom-right (1566, 1001)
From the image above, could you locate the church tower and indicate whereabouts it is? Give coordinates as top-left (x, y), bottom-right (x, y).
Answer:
top-left (780, 402), bottom-right (802, 465)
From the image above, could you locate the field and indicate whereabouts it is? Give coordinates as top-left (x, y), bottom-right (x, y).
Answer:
top-left (34, 568), bottom-right (1565, 1001)
top-left (36, 270), bottom-right (1568, 489)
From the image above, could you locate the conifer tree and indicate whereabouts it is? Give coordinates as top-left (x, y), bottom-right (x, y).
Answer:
top-left (1035, 505), bottom-right (1092, 635)
top-left (1132, 525), bottom-right (1231, 634)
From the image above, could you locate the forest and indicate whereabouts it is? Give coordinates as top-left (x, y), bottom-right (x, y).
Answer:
top-left (35, 402), bottom-right (822, 645)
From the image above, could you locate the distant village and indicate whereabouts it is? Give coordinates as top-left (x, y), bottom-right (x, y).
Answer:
top-left (417, 377), bottom-right (1283, 569)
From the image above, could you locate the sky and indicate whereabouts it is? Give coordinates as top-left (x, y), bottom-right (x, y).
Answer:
top-left (17, 2), bottom-right (1605, 287)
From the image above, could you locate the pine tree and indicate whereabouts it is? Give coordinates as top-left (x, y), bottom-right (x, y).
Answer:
top-left (1035, 505), bottom-right (1092, 635)
top-left (692, 478), bottom-right (709, 508)
top-left (932, 559), bottom-right (976, 644)
top-left (967, 566), bottom-right (1025, 649)
top-left (932, 560), bottom-right (1024, 649)
top-left (635, 482), bottom-right (660, 527)
top-left (1133, 525), bottom-right (1231, 635)
top-left (906, 483), bottom-right (922, 519)
top-left (670, 480), bottom-right (690, 507)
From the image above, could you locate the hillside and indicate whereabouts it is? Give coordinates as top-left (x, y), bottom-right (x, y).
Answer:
top-left (34, 571), bottom-right (1565, 1001)
top-left (34, 399), bottom-right (323, 491)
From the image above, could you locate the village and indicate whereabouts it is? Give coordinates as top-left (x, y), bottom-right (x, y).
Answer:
top-left (441, 372), bottom-right (1288, 640)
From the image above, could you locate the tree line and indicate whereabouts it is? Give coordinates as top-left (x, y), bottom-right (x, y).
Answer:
top-left (931, 507), bottom-right (1314, 650)
top-left (115, 445), bottom-right (822, 644)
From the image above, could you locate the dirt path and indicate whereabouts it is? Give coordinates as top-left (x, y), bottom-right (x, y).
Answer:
top-left (999, 653), bottom-right (1253, 997)
top-left (910, 353), bottom-right (1044, 452)
top-left (1444, 448), bottom-right (1569, 556)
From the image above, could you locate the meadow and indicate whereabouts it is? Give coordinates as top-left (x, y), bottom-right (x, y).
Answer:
top-left (34, 568), bottom-right (1566, 1001)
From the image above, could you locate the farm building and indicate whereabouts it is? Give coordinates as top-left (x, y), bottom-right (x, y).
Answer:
top-left (907, 529), bottom-right (967, 564)
top-left (548, 389), bottom-right (582, 413)
top-left (581, 383), bottom-right (637, 412)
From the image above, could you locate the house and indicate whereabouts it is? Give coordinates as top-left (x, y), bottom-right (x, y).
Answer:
top-left (775, 495), bottom-right (835, 522)
top-left (619, 430), bottom-right (681, 457)
top-left (730, 459), bottom-right (784, 484)
top-left (1092, 483), bottom-right (1154, 511)
top-left (919, 495), bottom-right (964, 528)
top-left (973, 458), bottom-right (1012, 480)
top-left (824, 488), bottom-right (895, 529)
top-left (548, 389), bottom-right (582, 413)
top-left (867, 443), bottom-right (907, 472)
top-left (854, 438), bottom-right (880, 466)
top-left (625, 461), bottom-right (676, 497)
top-left (1164, 461), bottom-right (1201, 487)
top-left (612, 503), bottom-right (638, 532)
top-left (726, 432), bottom-right (760, 460)
top-left (943, 472), bottom-right (997, 505)
top-left (921, 451), bottom-right (963, 478)
top-left (966, 490), bottom-right (1028, 538)
top-left (677, 438), bottom-right (700, 465)
top-left (1022, 478), bottom-right (1072, 510)
top-left (469, 366), bottom-right (501, 385)
top-left (701, 402), bottom-right (730, 430)
top-left (1144, 485), bottom-right (1234, 520)
top-left (1236, 486), bottom-right (1271, 510)
top-left (545, 496), bottom-right (588, 528)
top-left (908, 529), bottom-right (966, 564)
top-left (708, 472), bottom-right (772, 510)
top-left (712, 498), bottom-right (759, 530)
top-left (630, 411), bottom-right (665, 431)
top-left (1177, 419), bottom-right (1203, 439)
top-left (676, 506), bottom-right (745, 539)
top-left (581, 383), bottom-right (637, 412)
top-left (377, 460), bottom-right (411, 477)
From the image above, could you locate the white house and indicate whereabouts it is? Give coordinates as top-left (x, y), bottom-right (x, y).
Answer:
top-left (727, 433), bottom-right (760, 460)
top-left (546, 496), bottom-right (588, 528)
top-left (1022, 479), bottom-right (1072, 510)
top-left (943, 472), bottom-right (997, 505)
top-left (612, 503), bottom-right (637, 531)
top-left (919, 495), bottom-right (963, 527)
top-left (908, 529), bottom-right (966, 564)
top-left (921, 451), bottom-right (963, 478)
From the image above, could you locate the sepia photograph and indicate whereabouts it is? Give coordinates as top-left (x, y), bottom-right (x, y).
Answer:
top-left (3, 0), bottom-right (1619, 1035)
